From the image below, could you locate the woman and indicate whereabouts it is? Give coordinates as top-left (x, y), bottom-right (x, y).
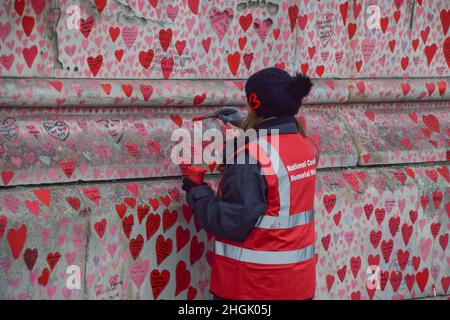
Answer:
top-left (182, 67), bottom-right (319, 300)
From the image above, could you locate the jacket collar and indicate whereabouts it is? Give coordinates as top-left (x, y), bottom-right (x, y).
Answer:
top-left (255, 115), bottom-right (298, 134)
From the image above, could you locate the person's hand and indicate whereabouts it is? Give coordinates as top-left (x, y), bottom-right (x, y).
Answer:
top-left (214, 106), bottom-right (245, 127)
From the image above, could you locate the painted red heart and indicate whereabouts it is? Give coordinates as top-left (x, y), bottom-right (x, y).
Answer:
top-left (122, 215), bottom-right (134, 239)
top-left (80, 16), bottom-right (95, 38)
top-left (409, 210), bottom-right (418, 224)
top-left (189, 236), bottom-right (204, 266)
top-left (149, 198), bottom-right (159, 211)
top-left (333, 211), bottom-right (341, 226)
top-left (7, 224), bottom-right (27, 259)
top-left (109, 27), bottom-right (120, 42)
top-left (175, 40), bottom-right (186, 56)
top-left (175, 260), bottom-right (191, 296)
top-left (146, 213), bottom-right (160, 241)
top-left (393, 171), bottom-right (406, 184)
top-left (87, 55), bottom-right (103, 77)
top-left (416, 268), bottom-right (429, 293)
top-left (47, 252), bottom-right (61, 271)
top-left (23, 45), bottom-right (37, 68)
top-left (59, 160), bottom-right (75, 178)
top-left (432, 191), bottom-right (443, 209)
top-left (139, 49), bottom-right (154, 69)
top-left (326, 275), bottom-right (334, 292)
top-left (66, 197), bottom-right (81, 211)
top-left (114, 49), bottom-right (124, 62)
top-left (170, 114), bottom-right (183, 128)
top-left (321, 234), bottom-right (331, 251)
top-left (124, 197), bottom-right (136, 208)
top-left (129, 234), bottom-right (144, 260)
top-left (1, 170), bottom-right (14, 186)
top-left (0, 215), bottom-right (7, 240)
top-left (436, 166), bottom-right (449, 182)
top-left (145, 140), bottom-right (160, 158)
top-left (187, 0), bottom-right (199, 15)
top-left (444, 37), bottom-right (450, 69)
top-left (380, 17), bottom-right (389, 33)
top-left (441, 276), bottom-right (450, 294)
top-left (388, 216), bottom-right (400, 237)
top-left (425, 169), bottom-right (438, 182)
top-left (423, 114), bottom-right (440, 133)
top-left (402, 223), bottom-right (413, 246)
top-left (397, 249), bottom-right (409, 271)
top-left (390, 271), bottom-right (402, 292)
top-left (381, 239), bottom-right (393, 263)
top-left (430, 222), bottom-right (441, 239)
top-left (405, 274), bottom-right (415, 292)
top-left (227, 51), bottom-right (240, 76)
top-left (94, 219), bottom-right (107, 238)
top-left (439, 233), bottom-right (448, 252)
top-left (176, 226), bottom-right (190, 252)
top-left (38, 267), bottom-right (50, 287)
top-left (239, 14), bottom-right (253, 32)
top-left (364, 203), bottom-right (374, 220)
top-left (424, 43), bottom-right (437, 66)
top-left (323, 194), bottom-right (336, 213)
top-left (193, 93), bottom-right (206, 105)
top-left (15, 0), bottom-right (25, 16)
top-left (412, 256), bottom-right (421, 271)
top-left (349, 256), bottom-right (361, 279)
top-left (100, 83), bottom-right (112, 95)
top-left (187, 287), bottom-right (197, 300)
top-left (22, 16), bottom-right (35, 37)
top-left (115, 203), bottom-right (127, 219)
top-left (440, 9), bottom-right (450, 36)
top-left (375, 208), bottom-right (385, 225)
top-left (339, 2), bottom-right (349, 25)
top-left (137, 205), bottom-right (150, 224)
top-left (156, 234), bottom-right (172, 265)
top-left (369, 230), bottom-right (381, 249)
top-left (159, 28), bottom-right (172, 52)
top-left (288, 5), bottom-right (298, 33)
top-left (161, 57), bottom-right (174, 79)
top-left (150, 269), bottom-right (170, 299)
top-left (163, 209), bottom-right (177, 232)
top-left (94, 0), bottom-right (107, 14)
top-left (83, 186), bottom-right (100, 205)
top-left (23, 248), bottom-right (38, 271)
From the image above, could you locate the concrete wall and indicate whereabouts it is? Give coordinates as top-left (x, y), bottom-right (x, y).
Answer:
top-left (0, 0), bottom-right (449, 299)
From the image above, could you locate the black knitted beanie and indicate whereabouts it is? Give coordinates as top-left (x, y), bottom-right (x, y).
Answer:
top-left (244, 67), bottom-right (313, 118)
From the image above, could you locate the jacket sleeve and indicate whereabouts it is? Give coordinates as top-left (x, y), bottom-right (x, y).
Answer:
top-left (186, 162), bottom-right (267, 242)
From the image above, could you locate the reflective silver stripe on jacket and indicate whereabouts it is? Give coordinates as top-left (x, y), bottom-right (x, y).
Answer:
top-left (255, 209), bottom-right (314, 229)
top-left (214, 241), bottom-right (315, 265)
top-left (256, 137), bottom-right (291, 216)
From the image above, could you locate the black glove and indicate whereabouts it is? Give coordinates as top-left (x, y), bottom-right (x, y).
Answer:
top-left (182, 178), bottom-right (204, 193)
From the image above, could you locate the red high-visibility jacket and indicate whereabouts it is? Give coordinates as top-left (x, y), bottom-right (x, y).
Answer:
top-left (210, 132), bottom-right (318, 300)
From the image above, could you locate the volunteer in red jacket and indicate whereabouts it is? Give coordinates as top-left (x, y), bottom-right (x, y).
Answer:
top-left (182, 67), bottom-right (319, 300)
